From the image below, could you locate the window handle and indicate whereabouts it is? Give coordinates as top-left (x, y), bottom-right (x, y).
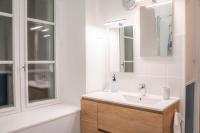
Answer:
top-left (20, 65), bottom-right (26, 71)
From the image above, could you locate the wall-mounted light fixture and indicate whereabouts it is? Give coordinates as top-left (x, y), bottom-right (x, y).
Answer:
top-left (146, 0), bottom-right (172, 8)
top-left (104, 19), bottom-right (127, 28)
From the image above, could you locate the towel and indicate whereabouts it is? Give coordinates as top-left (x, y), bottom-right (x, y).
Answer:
top-left (173, 112), bottom-right (182, 133)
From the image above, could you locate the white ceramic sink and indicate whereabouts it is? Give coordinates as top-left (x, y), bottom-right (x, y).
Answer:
top-left (82, 91), bottom-right (180, 112)
top-left (123, 94), bottom-right (161, 105)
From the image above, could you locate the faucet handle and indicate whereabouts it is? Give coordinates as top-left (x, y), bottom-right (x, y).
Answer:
top-left (138, 83), bottom-right (146, 96)
top-left (139, 83), bottom-right (145, 89)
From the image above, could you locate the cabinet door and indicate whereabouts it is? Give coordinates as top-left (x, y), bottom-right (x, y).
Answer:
top-left (98, 103), bottom-right (163, 133)
top-left (81, 99), bottom-right (98, 133)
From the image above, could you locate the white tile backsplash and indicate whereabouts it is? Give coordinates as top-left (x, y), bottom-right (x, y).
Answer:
top-left (116, 0), bottom-right (185, 97)
top-left (166, 63), bottom-right (183, 78)
top-left (118, 32), bottom-right (184, 97)
top-left (172, 35), bottom-right (185, 62)
top-left (118, 74), bottom-right (148, 92)
top-left (166, 77), bottom-right (183, 97)
top-left (146, 63), bottom-right (167, 77)
top-left (133, 39), bottom-right (140, 57)
top-left (134, 62), bottom-right (148, 75)
top-left (173, 0), bottom-right (185, 36)
top-left (146, 76), bottom-right (167, 96)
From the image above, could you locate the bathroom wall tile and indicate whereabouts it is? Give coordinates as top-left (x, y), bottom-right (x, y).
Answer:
top-left (118, 78), bottom-right (137, 92)
top-left (134, 62), bottom-right (148, 75)
top-left (146, 63), bottom-right (167, 77)
top-left (166, 63), bottom-right (183, 78)
top-left (166, 77), bottom-right (184, 97)
top-left (88, 0), bottom-right (185, 98)
top-left (173, 0), bottom-right (185, 36)
top-left (118, 74), bottom-right (148, 92)
top-left (146, 76), bottom-right (167, 96)
top-left (172, 35), bottom-right (185, 62)
top-left (138, 57), bottom-right (173, 64)
top-left (166, 35), bottom-right (184, 78)
top-left (133, 39), bottom-right (140, 58)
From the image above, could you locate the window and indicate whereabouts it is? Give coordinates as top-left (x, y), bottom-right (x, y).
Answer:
top-left (0, 0), bottom-right (57, 114)
top-left (0, 0), bottom-right (14, 109)
top-left (26, 0), bottom-right (56, 103)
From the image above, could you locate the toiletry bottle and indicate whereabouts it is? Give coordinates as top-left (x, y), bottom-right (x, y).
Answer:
top-left (111, 74), bottom-right (119, 92)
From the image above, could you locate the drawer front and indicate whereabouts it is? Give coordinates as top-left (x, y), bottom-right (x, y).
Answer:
top-left (81, 99), bottom-right (98, 133)
top-left (98, 103), bottom-right (163, 133)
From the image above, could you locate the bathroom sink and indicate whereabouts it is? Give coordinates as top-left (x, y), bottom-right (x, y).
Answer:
top-left (123, 94), bottom-right (161, 105)
top-left (82, 91), bottom-right (179, 111)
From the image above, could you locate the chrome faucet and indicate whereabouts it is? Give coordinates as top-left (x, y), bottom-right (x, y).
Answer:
top-left (138, 83), bottom-right (146, 96)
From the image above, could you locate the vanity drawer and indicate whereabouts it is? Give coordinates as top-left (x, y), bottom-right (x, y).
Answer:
top-left (98, 103), bottom-right (163, 133)
top-left (81, 99), bottom-right (98, 133)
top-left (81, 99), bottom-right (178, 133)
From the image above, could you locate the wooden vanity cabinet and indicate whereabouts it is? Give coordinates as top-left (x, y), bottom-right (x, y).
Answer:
top-left (81, 99), bottom-right (98, 133)
top-left (98, 103), bottom-right (163, 133)
top-left (81, 99), bottom-right (179, 133)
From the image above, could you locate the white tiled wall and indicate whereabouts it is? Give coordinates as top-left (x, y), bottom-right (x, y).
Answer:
top-left (86, 0), bottom-right (185, 97)
top-left (117, 35), bottom-right (185, 97)
top-left (86, 0), bottom-right (185, 96)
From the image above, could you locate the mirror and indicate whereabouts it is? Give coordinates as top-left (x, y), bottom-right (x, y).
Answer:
top-left (120, 26), bottom-right (134, 72)
top-left (140, 1), bottom-right (173, 57)
top-left (108, 24), bottom-right (134, 73)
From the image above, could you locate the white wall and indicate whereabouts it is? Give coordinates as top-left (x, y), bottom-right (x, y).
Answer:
top-left (56, 0), bottom-right (86, 106)
top-left (85, 0), bottom-right (107, 93)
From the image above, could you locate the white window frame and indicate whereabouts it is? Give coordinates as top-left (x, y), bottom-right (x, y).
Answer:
top-left (0, 0), bottom-right (21, 116)
top-left (0, 0), bottom-right (60, 116)
top-left (20, 0), bottom-right (60, 111)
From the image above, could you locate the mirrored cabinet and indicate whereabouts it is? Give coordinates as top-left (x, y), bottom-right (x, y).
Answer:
top-left (140, 2), bottom-right (173, 57)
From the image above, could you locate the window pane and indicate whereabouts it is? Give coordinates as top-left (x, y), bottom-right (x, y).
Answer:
top-left (124, 38), bottom-right (133, 61)
top-left (28, 64), bottom-right (55, 103)
top-left (28, 0), bottom-right (54, 22)
top-left (0, 0), bottom-right (12, 13)
top-left (28, 21), bottom-right (54, 61)
top-left (0, 64), bottom-right (13, 108)
top-left (0, 16), bottom-right (12, 60)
